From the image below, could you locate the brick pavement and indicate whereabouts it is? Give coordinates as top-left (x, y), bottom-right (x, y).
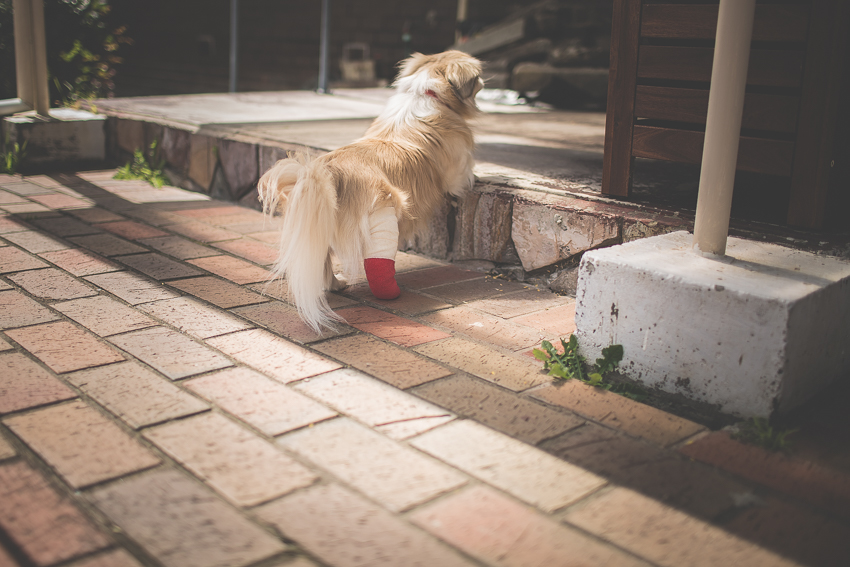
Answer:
top-left (1, 170), bottom-right (849, 567)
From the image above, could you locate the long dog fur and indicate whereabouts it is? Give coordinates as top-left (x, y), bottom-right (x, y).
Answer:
top-left (258, 51), bottom-right (483, 332)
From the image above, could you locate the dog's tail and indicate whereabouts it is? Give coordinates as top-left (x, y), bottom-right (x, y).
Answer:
top-left (257, 155), bottom-right (341, 333)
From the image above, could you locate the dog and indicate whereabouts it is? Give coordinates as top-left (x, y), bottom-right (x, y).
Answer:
top-left (257, 50), bottom-right (483, 333)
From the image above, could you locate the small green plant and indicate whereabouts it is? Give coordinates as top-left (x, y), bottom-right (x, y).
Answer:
top-left (732, 417), bottom-right (797, 452)
top-left (0, 136), bottom-right (27, 174)
top-left (114, 140), bottom-right (167, 188)
top-left (533, 336), bottom-right (639, 395)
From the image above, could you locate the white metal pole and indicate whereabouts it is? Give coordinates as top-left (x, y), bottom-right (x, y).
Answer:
top-left (229, 0), bottom-right (238, 93)
top-left (692, 0), bottom-right (757, 256)
top-left (12, 0), bottom-right (50, 115)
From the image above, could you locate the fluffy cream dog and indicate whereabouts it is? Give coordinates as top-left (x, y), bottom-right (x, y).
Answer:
top-left (257, 50), bottom-right (483, 332)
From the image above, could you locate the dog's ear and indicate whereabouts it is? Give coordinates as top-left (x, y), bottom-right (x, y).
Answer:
top-left (444, 58), bottom-right (484, 101)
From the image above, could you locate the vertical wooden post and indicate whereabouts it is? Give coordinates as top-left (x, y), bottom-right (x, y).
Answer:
top-left (601, 0), bottom-right (642, 197)
top-left (12, 0), bottom-right (50, 115)
top-left (692, 0), bottom-right (756, 256)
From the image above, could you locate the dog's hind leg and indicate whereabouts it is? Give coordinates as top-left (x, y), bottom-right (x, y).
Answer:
top-left (364, 206), bottom-right (401, 300)
top-left (324, 255), bottom-right (348, 291)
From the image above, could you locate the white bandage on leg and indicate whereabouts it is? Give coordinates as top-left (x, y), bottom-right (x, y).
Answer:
top-left (365, 206), bottom-right (399, 260)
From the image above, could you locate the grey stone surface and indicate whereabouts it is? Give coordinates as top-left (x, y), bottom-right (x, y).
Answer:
top-left (218, 140), bottom-right (258, 199)
top-left (512, 203), bottom-right (619, 271)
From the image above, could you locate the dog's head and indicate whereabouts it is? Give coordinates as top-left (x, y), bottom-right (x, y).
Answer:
top-left (395, 50), bottom-right (484, 117)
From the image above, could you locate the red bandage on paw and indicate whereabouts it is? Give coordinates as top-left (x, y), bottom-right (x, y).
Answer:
top-left (364, 258), bottom-right (400, 300)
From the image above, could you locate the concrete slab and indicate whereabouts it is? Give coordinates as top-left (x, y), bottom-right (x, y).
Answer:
top-left (575, 231), bottom-right (850, 418)
top-left (2, 109), bottom-right (106, 170)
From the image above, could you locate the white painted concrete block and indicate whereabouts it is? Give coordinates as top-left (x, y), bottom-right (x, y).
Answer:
top-left (575, 231), bottom-right (850, 418)
top-left (3, 108), bottom-right (105, 168)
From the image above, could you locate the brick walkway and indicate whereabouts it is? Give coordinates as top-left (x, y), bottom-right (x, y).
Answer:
top-left (1, 170), bottom-right (849, 567)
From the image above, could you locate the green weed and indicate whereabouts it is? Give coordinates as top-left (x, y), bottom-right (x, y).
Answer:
top-left (732, 417), bottom-right (797, 452)
top-left (533, 336), bottom-right (642, 398)
top-left (0, 136), bottom-right (27, 174)
top-left (114, 140), bottom-right (167, 188)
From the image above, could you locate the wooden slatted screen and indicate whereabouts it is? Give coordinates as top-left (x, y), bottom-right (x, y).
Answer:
top-left (602, 0), bottom-right (848, 230)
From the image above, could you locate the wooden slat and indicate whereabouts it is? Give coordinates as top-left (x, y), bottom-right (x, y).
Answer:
top-left (638, 46), bottom-right (805, 87)
top-left (787, 0), bottom-right (848, 229)
top-left (602, 0), bottom-right (643, 197)
top-left (641, 4), bottom-right (809, 42)
top-left (632, 125), bottom-right (795, 176)
top-left (634, 85), bottom-right (800, 132)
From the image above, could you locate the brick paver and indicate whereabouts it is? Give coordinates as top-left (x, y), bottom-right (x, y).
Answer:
top-left (343, 284), bottom-right (451, 315)
top-left (513, 300), bottom-right (577, 337)
top-left (232, 300), bottom-right (350, 343)
top-left (139, 235), bottom-right (218, 259)
top-left (95, 220), bottom-right (168, 240)
top-left (168, 220), bottom-right (242, 242)
top-left (117, 252), bottom-right (203, 280)
top-left (188, 255), bottom-right (272, 284)
top-left (0, 289), bottom-right (59, 329)
top-left (422, 275), bottom-right (529, 303)
top-left (213, 238), bottom-right (279, 265)
top-left (139, 296), bottom-right (252, 339)
top-left (412, 419), bottom-right (606, 512)
top-left (67, 361), bottom-right (208, 428)
top-left (39, 247), bottom-right (120, 276)
top-left (144, 412), bottom-right (317, 507)
top-left (312, 334), bottom-right (453, 388)
top-left (256, 483), bottom-right (476, 567)
top-left (68, 207), bottom-right (124, 223)
top-left (68, 233), bottom-right (147, 256)
top-left (0, 215), bottom-right (31, 233)
top-left (30, 216), bottom-right (101, 237)
top-left (421, 305), bottom-right (546, 351)
top-left (396, 265), bottom-right (482, 289)
top-left (29, 193), bottom-right (93, 209)
top-left (3, 230), bottom-right (71, 253)
top-left (337, 305), bottom-right (451, 347)
top-left (563, 487), bottom-right (799, 567)
top-left (0, 246), bottom-right (49, 273)
top-left (85, 271), bottom-right (181, 304)
top-left (6, 321), bottom-right (125, 373)
top-left (415, 336), bottom-right (549, 391)
top-left (539, 422), bottom-right (745, 520)
top-left (88, 468), bottom-right (287, 567)
top-left (8, 267), bottom-right (97, 300)
top-left (532, 379), bottom-right (706, 447)
top-left (293, 368), bottom-right (454, 440)
top-left (207, 328), bottom-right (339, 383)
top-left (68, 549), bottom-right (146, 567)
top-left (413, 374), bottom-right (584, 444)
top-left (722, 496), bottom-right (850, 566)
top-left (0, 461), bottom-right (111, 566)
top-left (0, 353), bottom-right (76, 414)
top-left (4, 400), bottom-right (160, 488)
top-left (411, 485), bottom-right (650, 567)
top-left (184, 367), bottom-right (337, 436)
top-left (0, 433), bottom-right (14, 460)
top-left (109, 326), bottom-right (232, 380)
top-left (679, 431), bottom-right (850, 518)
top-left (467, 287), bottom-right (570, 319)
top-left (169, 276), bottom-right (269, 308)
top-left (55, 295), bottom-right (157, 336)
top-left (279, 418), bottom-right (467, 512)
